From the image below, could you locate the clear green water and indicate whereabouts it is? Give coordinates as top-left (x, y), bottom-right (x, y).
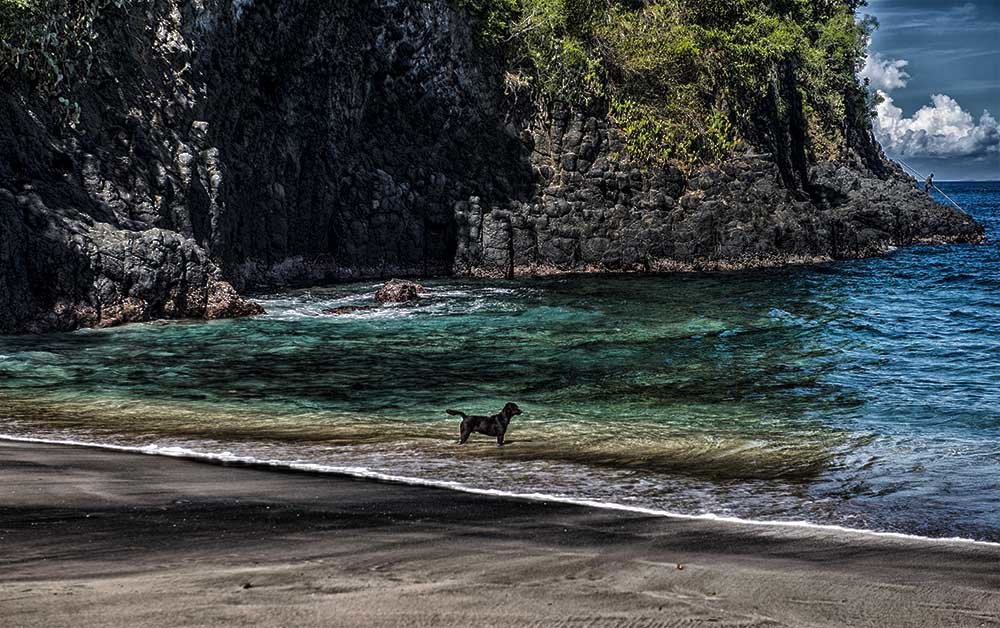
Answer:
top-left (2, 182), bottom-right (999, 541)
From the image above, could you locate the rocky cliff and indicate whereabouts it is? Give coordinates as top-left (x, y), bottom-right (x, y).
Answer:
top-left (0, 0), bottom-right (984, 333)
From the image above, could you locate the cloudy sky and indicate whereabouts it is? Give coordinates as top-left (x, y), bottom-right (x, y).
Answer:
top-left (861, 0), bottom-right (999, 180)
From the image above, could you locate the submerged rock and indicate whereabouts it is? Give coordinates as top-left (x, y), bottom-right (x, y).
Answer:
top-left (322, 305), bottom-right (378, 315)
top-left (321, 280), bottom-right (422, 315)
top-left (374, 279), bottom-right (424, 304)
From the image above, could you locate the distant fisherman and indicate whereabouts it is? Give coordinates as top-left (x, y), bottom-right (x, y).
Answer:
top-left (925, 173), bottom-right (934, 194)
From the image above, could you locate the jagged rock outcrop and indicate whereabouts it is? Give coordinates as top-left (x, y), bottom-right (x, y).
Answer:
top-left (0, 0), bottom-right (984, 333)
top-left (453, 106), bottom-right (982, 277)
top-left (0, 88), bottom-right (262, 334)
top-left (0, 187), bottom-right (262, 333)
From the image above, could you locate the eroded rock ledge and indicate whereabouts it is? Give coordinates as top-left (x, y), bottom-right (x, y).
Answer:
top-left (0, 188), bottom-right (262, 333)
top-left (0, 0), bottom-right (984, 333)
top-left (453, 108), bottom-right (982, 277)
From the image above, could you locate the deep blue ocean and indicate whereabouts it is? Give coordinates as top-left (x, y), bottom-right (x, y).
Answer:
top-left (2, 181), bottom-right (999, 541)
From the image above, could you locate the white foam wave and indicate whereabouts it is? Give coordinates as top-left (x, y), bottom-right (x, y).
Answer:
top-left (2, 433), bottom-right (997, 548)
top-left (260, 296), bottom-right (522, 321)
top-left (426, 286), bottom-right (525, 297)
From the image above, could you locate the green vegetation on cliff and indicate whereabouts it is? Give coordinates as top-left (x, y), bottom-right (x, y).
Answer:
top-left (459, 0), bottom-right (877, 167)
top-left (3, 0), bottom-right (877, 168)
top-left (0, 0), bottom-right (125, 125)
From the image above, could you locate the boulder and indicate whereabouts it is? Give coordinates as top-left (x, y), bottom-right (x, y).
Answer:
top-left (374, 279), bottom-right (424, 304)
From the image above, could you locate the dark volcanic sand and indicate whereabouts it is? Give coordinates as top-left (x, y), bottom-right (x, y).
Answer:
top-left (2, 439), bottom-right (999, 627)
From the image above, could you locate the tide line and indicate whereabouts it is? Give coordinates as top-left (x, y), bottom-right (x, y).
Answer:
top-left (2, 432), bottom-right (998, 549)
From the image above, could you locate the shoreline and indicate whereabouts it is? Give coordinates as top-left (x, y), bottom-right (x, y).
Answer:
top-left (3, 433), bottom-right (997, 549)
top-left (3, 438), bottom-right (1000, 627)
top-left (6, 235), bottom-right (988, 335)
top-left (243, 235), bottom-right (989, 290)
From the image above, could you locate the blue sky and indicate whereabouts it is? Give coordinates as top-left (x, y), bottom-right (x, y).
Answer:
top-left (862, 0), bottom-right (999, 180)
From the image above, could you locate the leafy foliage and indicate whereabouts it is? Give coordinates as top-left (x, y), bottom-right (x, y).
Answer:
top-left (458, 0), bottom-right (876, 167)
top-left (4, 0), bottom-right (875, 161)
top-left (0, 0), bottom-right (127, 126)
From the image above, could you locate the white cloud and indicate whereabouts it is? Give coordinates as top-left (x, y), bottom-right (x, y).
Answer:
top-left (874, 91), bottom-right (1000, 158)
top-left (860, 54), bottom-right (910, 91)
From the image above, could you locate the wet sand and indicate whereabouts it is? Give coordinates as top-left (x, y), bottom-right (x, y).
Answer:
top-left (2, 439), bottom-right (999, 627)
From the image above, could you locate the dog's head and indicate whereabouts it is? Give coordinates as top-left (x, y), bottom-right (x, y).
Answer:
top-left (502, 402), bottom-right (522, 418)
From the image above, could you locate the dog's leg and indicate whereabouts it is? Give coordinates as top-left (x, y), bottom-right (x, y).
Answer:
top-left (459, 422), bottom-right (472, 444)
top-left (496, 430), bottom-right (505, 447)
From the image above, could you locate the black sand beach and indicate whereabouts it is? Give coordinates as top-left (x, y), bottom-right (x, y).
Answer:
top-left (2, 439), bottom-right (999, 627)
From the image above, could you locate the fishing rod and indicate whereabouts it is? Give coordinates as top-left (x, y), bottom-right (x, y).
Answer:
top-left (895, 157), bottom-right (967, 213)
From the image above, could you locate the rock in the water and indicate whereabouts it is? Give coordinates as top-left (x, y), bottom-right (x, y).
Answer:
top-left (322, 283), bottom-right (422, 315)
top-left (206, 281), bottom-right (266, 320)
top-left (374, 279), bottom-right (424, 304)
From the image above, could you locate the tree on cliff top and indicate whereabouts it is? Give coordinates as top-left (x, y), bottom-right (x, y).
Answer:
top-left (2, 0), bottom-right (877, 169)
top-left (459, 0), bottom-right (877, 168)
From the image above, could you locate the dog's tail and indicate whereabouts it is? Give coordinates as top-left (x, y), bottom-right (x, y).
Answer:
top-left (446, 409), bottom-right (468, 419)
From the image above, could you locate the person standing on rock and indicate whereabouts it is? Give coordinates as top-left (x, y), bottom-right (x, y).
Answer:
top-left (925, 173), bottom-right (935, 194)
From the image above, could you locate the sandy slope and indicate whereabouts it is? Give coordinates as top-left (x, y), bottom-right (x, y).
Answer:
top-left (1, 439), bottom-right (998, 627)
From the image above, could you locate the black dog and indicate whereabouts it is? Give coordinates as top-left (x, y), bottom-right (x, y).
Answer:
top-left (447, 402), bottom-right (522, 446)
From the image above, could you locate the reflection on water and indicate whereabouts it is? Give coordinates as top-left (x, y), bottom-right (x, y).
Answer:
top-left (2, 182), bottom-right (1000, 541)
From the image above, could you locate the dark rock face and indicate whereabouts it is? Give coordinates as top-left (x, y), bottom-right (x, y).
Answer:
top-left (198, 0), bottom-right (524, 285)
top-left (0, 0), bottom-right (984, 333)
top-left (455, 108), bottom-right (983, 277)
top-left (0, 91), bottom-right (262, 334)
top-left (0, 189), bottom-right (263, 333)
top-left (374, 279), bottom-right (424, 304)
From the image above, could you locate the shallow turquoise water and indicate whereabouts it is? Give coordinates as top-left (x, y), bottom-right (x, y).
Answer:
top-left (2, 182), bottom-right (999, 541)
